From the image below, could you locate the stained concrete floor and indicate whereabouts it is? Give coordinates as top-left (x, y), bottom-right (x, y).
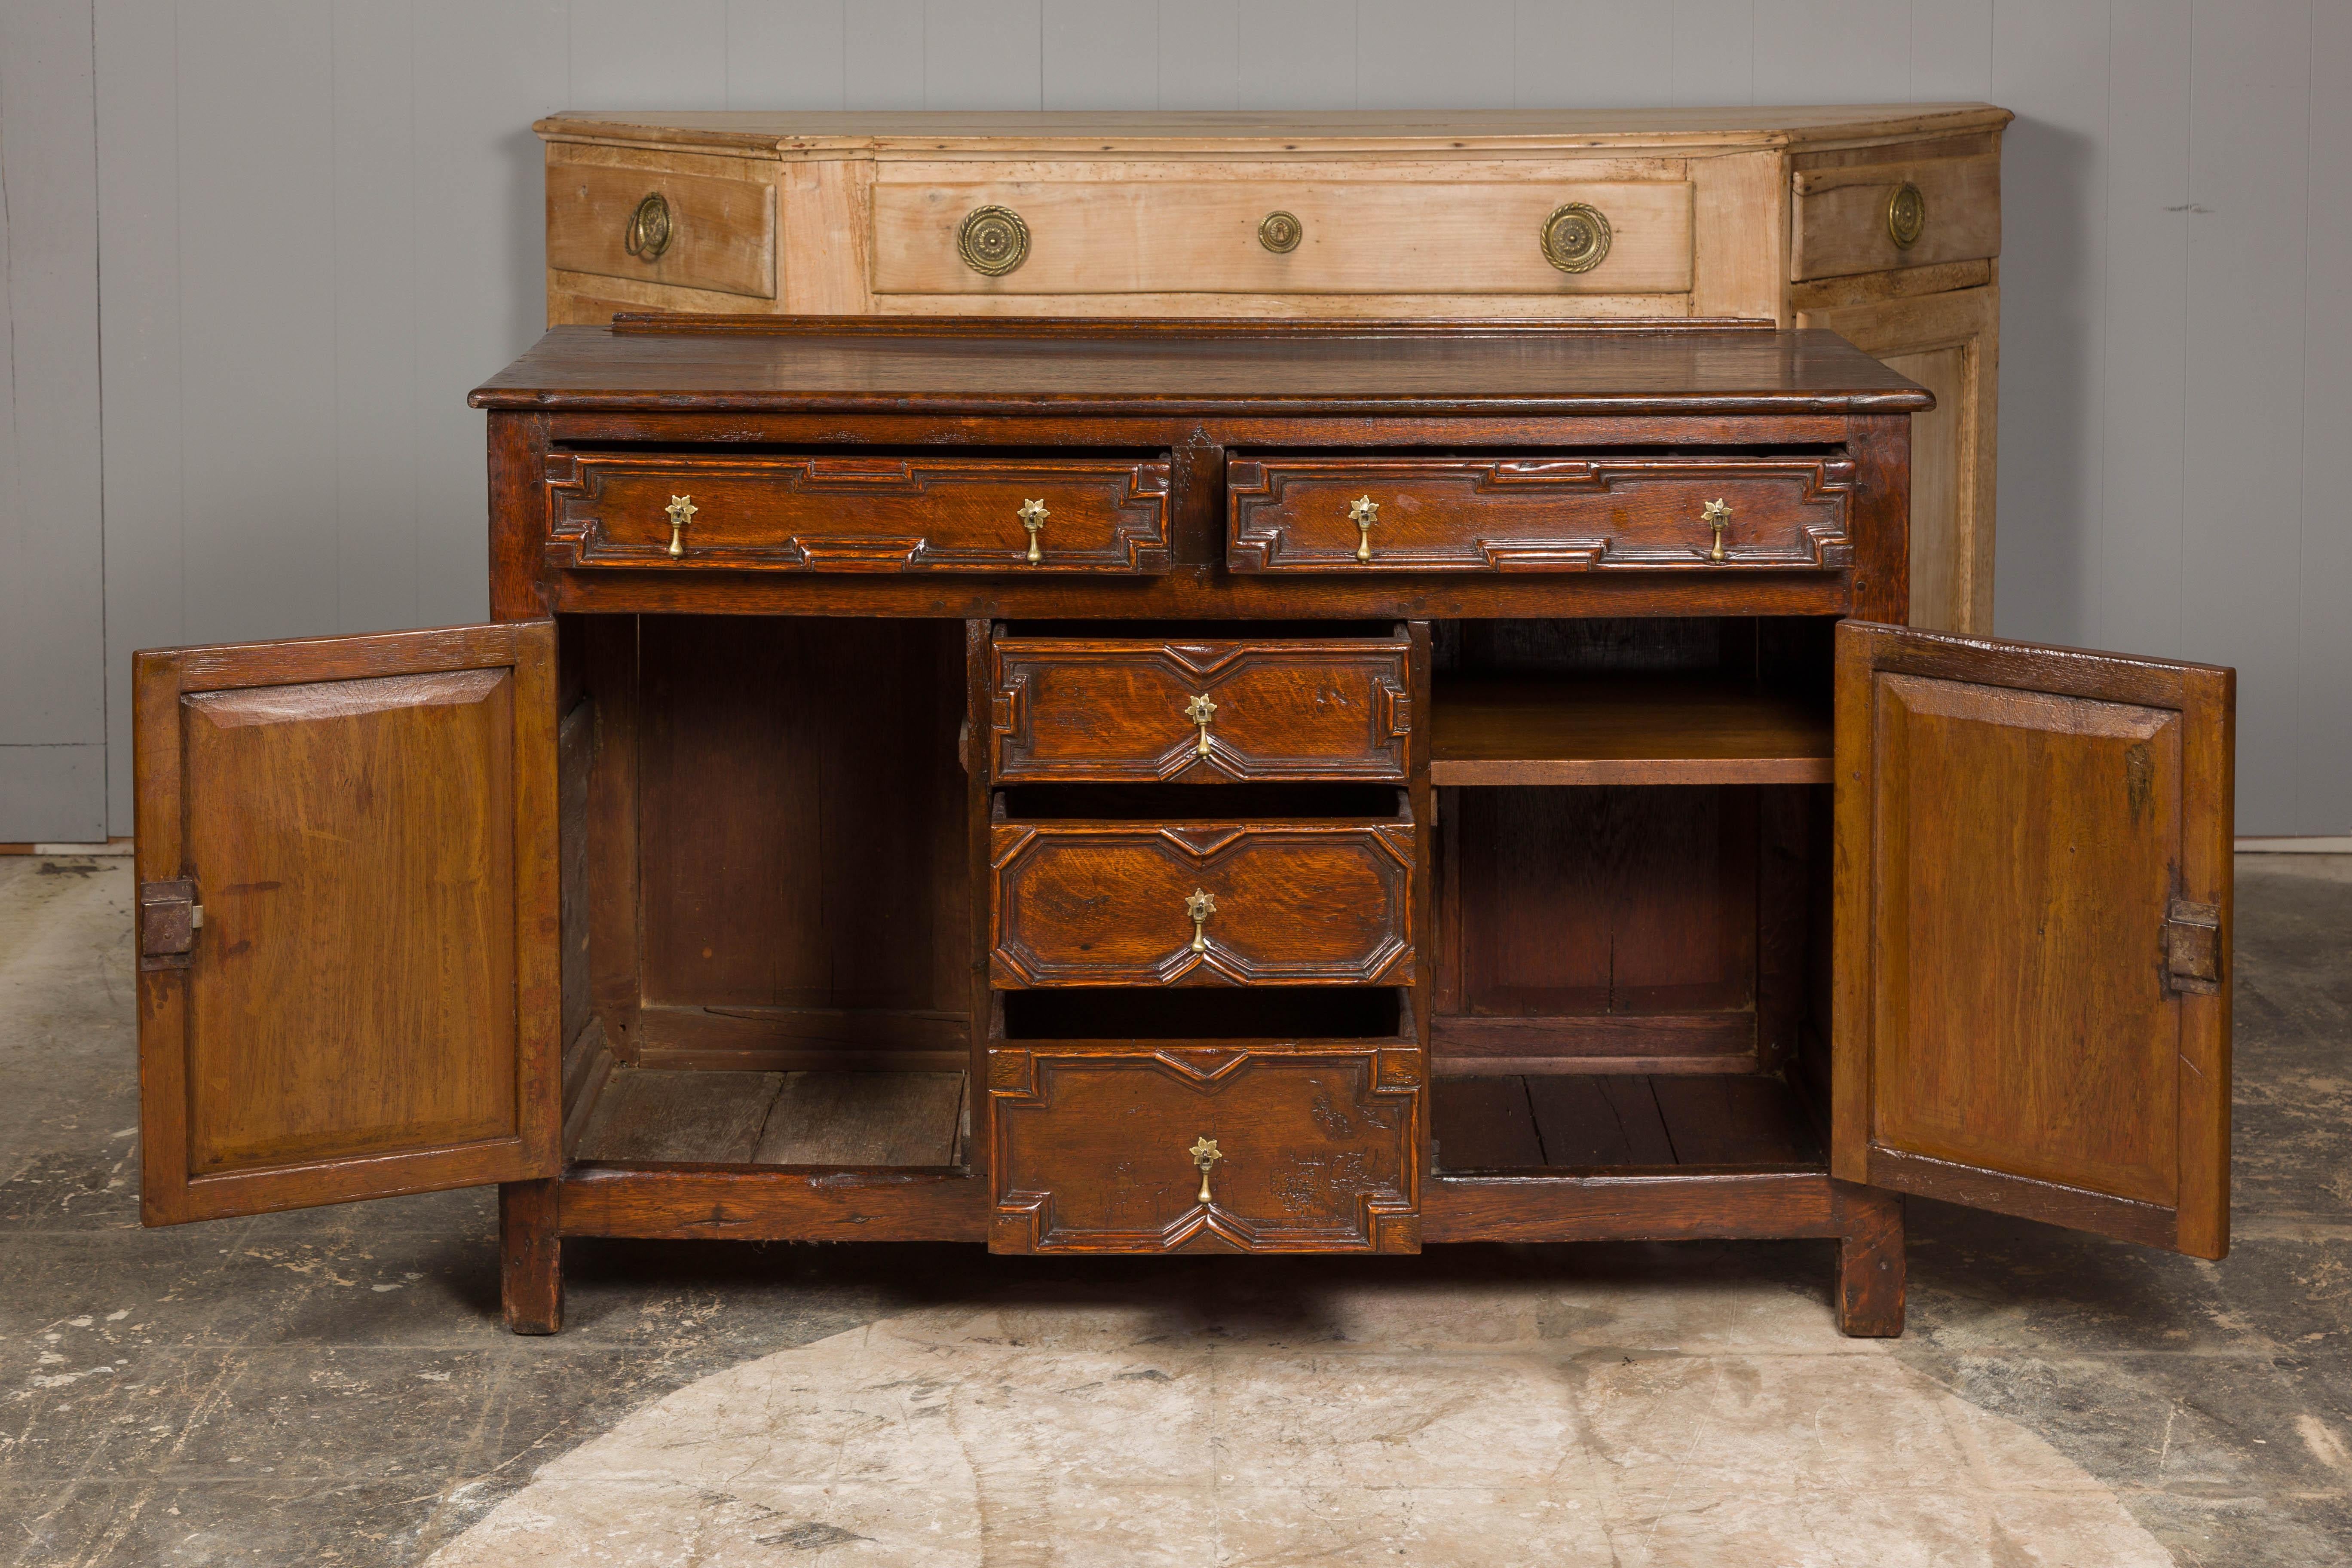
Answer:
top-left (0, 854), bottom-right (2346, 1565)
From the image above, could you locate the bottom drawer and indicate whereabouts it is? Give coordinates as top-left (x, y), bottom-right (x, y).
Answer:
top-left (987, 1043), bottom-right (1421, 1254)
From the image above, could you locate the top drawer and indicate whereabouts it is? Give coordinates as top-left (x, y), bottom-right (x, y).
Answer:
top-left (1227, 456), bottom-right (1856, 573)
top-left (546, 160), bottom-right (777, 300)
top-left (544, 454), bottom-right (1172, 573)
top-left (872, 178), bottom-right (1694, 297)
top-left (1789, 154), bottom-right (2000, 281)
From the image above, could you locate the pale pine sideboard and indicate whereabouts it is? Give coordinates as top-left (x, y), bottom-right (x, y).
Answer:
top-left (534, 105), bottom-right (2009, 634)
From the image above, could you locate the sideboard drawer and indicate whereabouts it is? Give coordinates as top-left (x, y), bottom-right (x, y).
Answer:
top-left (989, 821), bottom-right (1415, 987)
top-left (872, 176), bottom-right (1694, 297)
top-left (544, 454), bottom-right (1172, 573)
top-left (991, 637), bottom-right (1412, 783)
top-left (546, 160), bottom-right (777, 300)
top-left (1226, 456), bottom-right (1855, 573)
top-left (988, 1044), bottom-right (1421, 1253)
top-left (1790, 154), bottom-right (2001, 282)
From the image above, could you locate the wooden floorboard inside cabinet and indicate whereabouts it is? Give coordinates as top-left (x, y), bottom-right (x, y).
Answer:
top-left (1431, 1072), bottom-right (1821, 1171)
top-left (575, 1068), bottom-right (967, 1167)
top-left (1429, 674), bottom-right (1833, 786)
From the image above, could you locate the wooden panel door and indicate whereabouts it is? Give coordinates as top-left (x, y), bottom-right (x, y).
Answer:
top-left (134, 623), bottom-right (562, 1223)
top-left (1833, 621), bottom-right (2232, 1256)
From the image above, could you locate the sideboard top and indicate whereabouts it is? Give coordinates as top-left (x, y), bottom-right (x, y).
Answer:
top-left (470, 318), bottom-right (1932, 417)
top-left (534, 104), bottom-right (2012, 159)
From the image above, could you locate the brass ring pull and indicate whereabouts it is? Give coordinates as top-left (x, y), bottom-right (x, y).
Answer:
top-left (665, 494), bottom-right (697, 559)
top-left (1189, 1136), bottom-right (1223, 1206)
top-left (958, 205), bottom-right (1030, 277)
top-left (1018, 498), bottom-right (1048, 564)
top-left (1702, 498), bottom-right (1730, 564)
top-left (1540, 201), bottom-right (1612, 273)
top-left (1259, 211), bottom-right (1302, 253)
top-left (1185, 694), bottom-right (1217, 757)
top-left (1886, 182), bottom-right (1926, 249)
top-left (1185, 888), bottom-right (1216, 955)
top-left (1349, 495), bottom-right (1378, 564)
top-left (625, 193), bottom-right (674, 261)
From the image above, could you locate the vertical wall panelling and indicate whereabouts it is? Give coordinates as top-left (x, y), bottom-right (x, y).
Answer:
top-left (332, 0), bottom-right (423, 637)
top-left (1042, 0), bottom-right (1155, 110)
top-left (1511, 3), bottom-right (1674, 109)
top-left (921, 1), bottom-right (1043, 111)
top-left (5, 0), bottom-right (2344, 837)
top-left (1355, 0), bottom-right (1515, 110)
top-left (2094, 3), bottom-right (2191, 659)
top-left (2301, 3), bottom-right (2352, 823)
top-left (1237, 0), bottom-right (1358, 110)
top-left (1155, 0), bottom-right (1238, 110)
top-left (569, 0), bottom-right (729, 110)
top-left (1668, 0), bottom-right (1755, 107)
top-left (725, 0), bottom-right (850, 109)
top-left (2182, 0), bottom-right (2313, 835)
top-left (1986, 0), bottom-right (2107, 648)
top-left (0, 0), bottom-right (106, 841)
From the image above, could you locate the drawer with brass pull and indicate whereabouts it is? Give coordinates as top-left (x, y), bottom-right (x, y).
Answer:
top-left (989, 820), bottom-right (1415, 987)
top-left (542, 454), bottom-right (1172, 573)
top-left (1226, 456), bottom-right (1856, 573)
top-left (987, 1043), bottom-right (1421, 1253)
top-left (990, 636), bottom-right (1412, 783)
top-left (545, 160), bottom-right (778, 300)
top-left (870, 176), bottom-right (1694, 297)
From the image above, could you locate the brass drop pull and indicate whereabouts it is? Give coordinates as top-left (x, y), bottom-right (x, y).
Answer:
top-left (1185, 693), bottom-right (1217, 756)
top-left (1349, 494), bottom-right (1379, 563)
top-left (1702, 498), bottom-right (1730, 564)
top-left (625, 193), bottom-right (673, 260)
top-left (1185, 888), bottom-right (1216, 954)
top-left (1886, 181), bottom-right (1926, 249)
top-left (665, 494), bottom-right (697, 559)
top-left (1018, 498), bottom-right (1048, 564)
top-left (1189, 1136), bottom-right (1223, 1206)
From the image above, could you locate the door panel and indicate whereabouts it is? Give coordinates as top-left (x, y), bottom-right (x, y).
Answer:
top-left (135, 623), bottom-right (562, 1223)
top-left (1832, 622), bottom-right (2232, 1257)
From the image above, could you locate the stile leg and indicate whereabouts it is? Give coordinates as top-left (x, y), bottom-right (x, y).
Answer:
top-left (1834, 1182), bottom-right (1906, 1337)
top-left (500, 1178), bottom-right (564, 1335)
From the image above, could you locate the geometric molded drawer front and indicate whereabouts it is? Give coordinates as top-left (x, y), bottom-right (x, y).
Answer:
top-left (987, 1045), bottom-right (1421, 1253)
top-left (989, 821), bottom-right (1415, 987)
top-left (543, 453), bottom-right (1172, 573)
top-left (546, 161), bottom-right (778, 300)
top-left (990, 637), bottom-right (1412, 783)
top-left (872, 177), bottom-right (1694, 297)
top-left (1227, 456), bottom-right (1855, 573)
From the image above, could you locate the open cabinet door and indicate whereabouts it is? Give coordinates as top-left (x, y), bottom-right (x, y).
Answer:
top-left (1832, 621), bottom-right (2233, 1258)
top-left (134, 622), bottom-right (561, 1223)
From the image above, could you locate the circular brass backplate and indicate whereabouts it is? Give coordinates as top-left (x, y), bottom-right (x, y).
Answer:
top-left (1886, 182), bottom-right (1927, 249)
top-left (625, 193), bottom-right (673, 260)
top-left (957, 205), bottom-right (1031, 277)
top-left (1258, 210), bottom-right (1303, 253)
top-left (1539, 202), bottom-right (1613, 274)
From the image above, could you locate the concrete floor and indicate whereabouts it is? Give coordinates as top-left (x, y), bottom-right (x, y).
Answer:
top-left (0, 854), bottom-right (2346, 1565)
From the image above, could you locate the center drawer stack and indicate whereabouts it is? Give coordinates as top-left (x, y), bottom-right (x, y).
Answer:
top-left (981, 626), bottom-right (1426, 1255)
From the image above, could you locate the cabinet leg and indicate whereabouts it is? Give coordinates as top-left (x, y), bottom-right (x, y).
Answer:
top-left (1834, 1182), bottom-right (1906, 1338)
top-left (500, 1179), bottom-right (564, 1335)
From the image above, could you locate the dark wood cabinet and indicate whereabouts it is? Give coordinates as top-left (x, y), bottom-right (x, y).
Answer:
top-left (130, 317), bottom-right (2232, 1338)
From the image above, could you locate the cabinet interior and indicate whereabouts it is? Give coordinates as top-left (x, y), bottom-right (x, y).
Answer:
top-left (559, 611), bottom-right (1841, 1179)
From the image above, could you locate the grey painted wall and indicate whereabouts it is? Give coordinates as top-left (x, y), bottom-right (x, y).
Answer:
top-left (1, 0), bottom-right (2346, 839)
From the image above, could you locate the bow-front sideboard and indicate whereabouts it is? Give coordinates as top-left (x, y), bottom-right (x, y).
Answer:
top-left (536, 106), bottom-right (2008, 637)
top-left (129, 317), bottom-right (2229, 1338)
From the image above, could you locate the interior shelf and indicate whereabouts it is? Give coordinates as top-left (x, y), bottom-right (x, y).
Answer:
top-left (1429, 674), bottom-right (1832, 786)
top-left (576, 1068), bottom-right (968, 1168)
top-left (1431, 1071), bottom-right (1821, 1172)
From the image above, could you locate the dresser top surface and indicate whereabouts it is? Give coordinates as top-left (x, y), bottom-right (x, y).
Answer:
top-left (535, 104), bottom-right (2012, 156)
top-left (470, 319), bottom-right (1933, 417)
